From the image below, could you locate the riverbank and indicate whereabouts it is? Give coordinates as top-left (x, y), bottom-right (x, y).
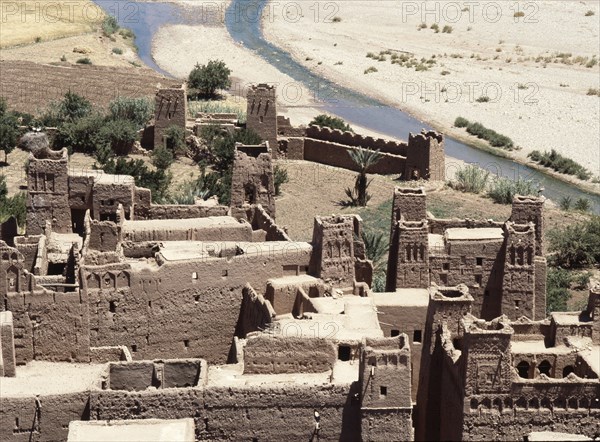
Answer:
top-left (262, 0), bottom-right (600, 191)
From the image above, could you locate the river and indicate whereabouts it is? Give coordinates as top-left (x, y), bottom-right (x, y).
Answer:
top-left (93, 0), bottom-right (600, 213)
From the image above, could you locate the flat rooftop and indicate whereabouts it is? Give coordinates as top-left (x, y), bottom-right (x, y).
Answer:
top-left (207, 360), bottom-right (358, 387)
top-left (70, 169), bottom-right (135, 186)
top-left (551, 311), bottom-right (589, 325)
top-left (510, 340), bottom-right (573, 355)
top-left (445, 227), bottom-right (504, 241)
top-left (68, 418), bottom-right (195, 442)
top-left (123, 216), bottom-right (241, 232)
top-left (276, 296), bottom-right (383, 342)
top-left (2, 361), bottom-right (105, 398)
top-left (157, 241), bottom-right (311, 262)
top-left (372, 289), bottom-right (430, 307)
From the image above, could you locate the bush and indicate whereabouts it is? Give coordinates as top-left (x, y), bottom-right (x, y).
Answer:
top-left (430, 23), bottom-right (439, 32)
top-left (588, 88), bottom-right (600, 96)
top-left (53, 113), bottom-right (106, 154)
top-left (98, 119), bottom-right (138, 155)
top-left (364, 66), bottom-right (378, 74)
top-left (546, 268), bottom-right (572, 313)
top-left (0, 99), bottom-right (19, 163)
top-left (163, 125), bottom-right (187, 157)
top-left (108, 96), bottom-right (154, 129)
top-left (152, 144), bottom-right (174, 170)
top-left (559, 196), bottom-right (572, 211)
top-left (76, 57), bottom-right (92, 65)
top-left (487, 177), bottom-right (539, 204)
top-left (454, 116), bottom-right (470, 128)
top-left (102, 16), bottom-right (119, 35)
top-left (188, 60), bottom-right (232, 98)
top-left (309, 114), bottom-right (353, 132)
top-left (514, 11), bottom-right (525, 17)
top-left (548, 216), bottom-right (600, 268)
top-left (585, 10), bottom-right (595, 16)
top-left (274, 165), bottom-right (289, 196)
top-left (442, 25), bottom-right (453, 34)
top-left (528, 149), bottom-right (591, 180)
top-left (465, 121), bottom-right (514, 149)
top-left (56, 91), bottom-right (92, 122)
top-left (112, 47), bottom-right (123, 55)
top-left (476, 96), bottom-right (490, 103)
top-left (574, 197), bottom-right (591, 212)
top-left (332, 16), bottom-right (341, 23)
top-left (452, 164), bottom-right (490, 193)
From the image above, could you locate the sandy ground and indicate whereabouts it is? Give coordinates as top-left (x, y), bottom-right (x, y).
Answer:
top-left (263, 0), bottom-right (600, 178)
top-left (0, 0), bottom-right (103, 48)
top-left (1, 32), bottom-right (140, 68)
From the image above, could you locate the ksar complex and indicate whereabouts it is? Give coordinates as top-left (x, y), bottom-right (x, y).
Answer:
top-left (0, 85), bottom-right (598, 442)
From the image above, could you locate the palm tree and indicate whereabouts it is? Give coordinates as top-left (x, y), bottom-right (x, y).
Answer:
top-left (345, 148), bottom-right (382, 207)
top-left (361, 230), bottom-right (389, 292)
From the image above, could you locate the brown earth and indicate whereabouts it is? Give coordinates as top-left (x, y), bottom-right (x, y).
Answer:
top-left (0, 60), bottom-right (167, 115)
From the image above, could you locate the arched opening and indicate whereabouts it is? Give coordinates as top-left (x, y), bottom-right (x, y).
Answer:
top-left (538, 360), bottom-right (552, 377)
top-left (562, 365), bottom-right (575, 377)
top-left (516, 361), bottom-right (530, 378)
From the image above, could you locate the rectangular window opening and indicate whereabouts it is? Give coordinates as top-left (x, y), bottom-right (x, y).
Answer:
top-left (413, 330), bottom-right (422, 343)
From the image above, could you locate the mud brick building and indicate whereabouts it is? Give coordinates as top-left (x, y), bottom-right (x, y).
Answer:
top-left (0, 92), bottom-right (598, 440)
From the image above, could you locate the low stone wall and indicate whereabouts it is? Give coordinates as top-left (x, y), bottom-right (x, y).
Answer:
top-left (306, 125), bottom-right (408, 156)
top-left (304, 139), bottom-right (406, 175)
top-left (243, 334), bottom-right (336, 374)
top-left (145, 205), bottom-right (229, 220)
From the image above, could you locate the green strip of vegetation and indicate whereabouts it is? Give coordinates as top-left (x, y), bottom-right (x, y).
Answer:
top-left (528, 149), bottom-right (591, 181)
top-left (454, 117), bottom-right (515, 150)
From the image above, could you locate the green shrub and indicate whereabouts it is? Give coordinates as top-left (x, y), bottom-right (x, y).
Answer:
top-left (152, 144), bottom-right (174, 170)
top-left (112, 47), bottom-right (123, 55)
top-left (430, 23), bottom-right (439, 32)
top-left (35, 36), bottom-right (42, 43)
top-left (56, 91), bottom-right (92, 122)
top-left (442, 25), bottom-right (453, 34)
top-left (574, 198), bottom-right (591, 212)
top-left (163, 125), bottom-right (187, 157)
top-left (108, 96), bottom-right (154, 129)
top-left (309, 114), bottom-right (353, 132)
top-left (585, 10), bottom-right (595, 16)
top-left (364, 66), bottom-right (378, 74)
top-left (419, 23), bottom-right (428, 29)
top-left (454, 116), bottom-right (470, 128)
top-left (188, 60), bottom-right (232, 98)
top-left (514, 11), bottom-right (525, 17)
top-left (464, 121), bottom-right (514, 149)
top-left (102, 16), bottom-right (119, 36)
top-left (0, 175), bottom-right (26, 227)
top-left (487, 177), bottom-right (539, 204)
top-left (274, 165), bottom-right (289, 196)
top-left (559, 196), bottom-right (572, 211)
top-left (98, 119), bottom-right (138, 155)
top-left (546, 268), bottom-right (572, 313)
top-left (187, 100), bottom-right (245, 123)
top-left (587, 88), bottom-right (600, 96)
top-left (548, 216), bottom-right (600, 268)
top-left (476, 96), bottom-right (490, 103)
top-left (332, 16), bottom-right (341, 23)
top-left (0, 99), bottom-right (19, 163)
top-left (54, 113), bottom-right (106, 154)
top-left (452, 164), bottom-right (490, 194)
top-left (76, 57), bottom-right (92, 65)
top-left (60, 54), bottom-right (67, 62)
top-left (528, 149), bottom-right (591, 180)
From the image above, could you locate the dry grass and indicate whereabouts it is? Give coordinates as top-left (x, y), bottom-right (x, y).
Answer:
top-left (0, 1), bottom-right (104, 48)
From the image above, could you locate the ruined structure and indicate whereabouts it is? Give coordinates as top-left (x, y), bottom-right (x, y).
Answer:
top-left (246, 85), bottom-right (446, 181)
top-left (154, 84), bottom-right (188, 150)
top-left (1, 141), bottom-right (598, 439)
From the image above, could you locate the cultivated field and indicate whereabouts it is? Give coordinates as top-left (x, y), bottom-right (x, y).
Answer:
top-left (0, 60), bottom-right (167, 114)
top-left (0, 0), bottom-right (104, 48)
